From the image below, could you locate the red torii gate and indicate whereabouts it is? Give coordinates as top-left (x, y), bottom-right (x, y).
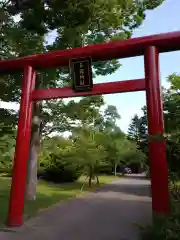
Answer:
top-left (1, 31), bottom-right (179, 227)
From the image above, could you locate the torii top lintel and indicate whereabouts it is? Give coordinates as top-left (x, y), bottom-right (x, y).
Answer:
top-left (0, 31), bottom-right (180, 73)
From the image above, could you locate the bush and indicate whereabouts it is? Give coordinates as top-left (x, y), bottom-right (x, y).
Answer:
top-left (141, 203), bottom-right (180, 240)
top-left (96, 163), bottom-right (113, 175)
top-left (0, 166), bottom-right (12, 177)
top-left (37, 166), bottom-right (45, 179)
top-left (44, 164), bottom-right (82, 183)
top-left (41, 147), bottom-right (83, 183)
top-left (0, 167), bottom-right (12, 174)
top-left (141, 175), bottom-right (180, 240)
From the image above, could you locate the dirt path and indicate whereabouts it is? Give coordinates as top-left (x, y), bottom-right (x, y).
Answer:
top-left (1, 176), bottom-right (152, 240)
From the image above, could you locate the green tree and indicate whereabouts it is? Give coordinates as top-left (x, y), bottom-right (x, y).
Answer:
top-left (0, 0), bottom-right (165, 198)
top-left (0, 108), bottom-right (17, 173)
top-left (128, 111), bottom-right (148, 154)
top-left (0, 130), bottom-right (16, 173)
top-left (74, 127), bottom-right (106, 186)
top-left (39, 136), bottom-right (82, 182)
top-left (103, 105), bottom-right (121, 132)
top-left (1, 0), bottom-right (165, 102)
top-left (163, 74), bottom-right (180, 176)
top-left (121, 140), bottom-right (146, 173)
top-left (138, 73), bottom-right (180, 176)
top-left (128, 114), bottom-right (142, 144)
top-left (96, 130), bottom-right (124, 175)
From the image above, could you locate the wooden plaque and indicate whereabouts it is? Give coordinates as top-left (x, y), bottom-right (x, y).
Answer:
top-left (70, 57), bottom-right (93, 92)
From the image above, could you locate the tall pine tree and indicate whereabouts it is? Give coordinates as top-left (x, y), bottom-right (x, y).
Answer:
top-left (128, 111), bottom-right (148, 154)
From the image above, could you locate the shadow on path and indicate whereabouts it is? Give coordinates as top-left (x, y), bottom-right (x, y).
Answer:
top-left (1, 177), bottom-right (152, 240)
top-left (121, 174), bottom-right (148, 180)
top-left (98, 180), bottom-right (151, 198)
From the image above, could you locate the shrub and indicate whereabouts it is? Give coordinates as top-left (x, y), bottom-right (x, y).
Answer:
top-left (96, 163), bottom-right (113, 175)
top-left (37, 166), bottom-right (45, 179)
top-left (44, 163), bottom-right (82, 183)
top-left (0, 166), bottom-right (12, 177)
top-left (41, 146), bottom-right (83, 183)
top-left (141, 174), bottom-right (180, 240)
top-left (141, 203), bottom-right (180, 240)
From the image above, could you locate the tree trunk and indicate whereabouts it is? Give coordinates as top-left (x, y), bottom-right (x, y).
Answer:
top-left (88, 167), bottom-right (93, 187)
top-left (26, 144), bottom-right (38, 200)
top-left (88, 174), bottom-right (92, 187)
top-left (114, 163), bottom-right (117, 176)
top-left (26, 107), bottom-right (42, 200)
top-left (96, 175), bottom-right (100, 185)
top-left (26, 74), bottom-right (42, 201)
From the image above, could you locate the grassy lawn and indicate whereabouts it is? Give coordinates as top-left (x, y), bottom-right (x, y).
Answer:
top-left (0, 175), bottom-right (118, 226)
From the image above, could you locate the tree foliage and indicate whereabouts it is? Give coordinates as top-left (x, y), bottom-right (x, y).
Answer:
top-left (0, 0), bottom-right (163, 185)
top-left (129, 73), bottom-right (180, 178)
top-left (128, 111), bottom-right (148, 154)
top-left (1, 0), bottom-right (165, 101)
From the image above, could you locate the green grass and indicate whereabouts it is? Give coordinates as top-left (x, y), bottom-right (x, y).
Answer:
top-left (0, 175), bottom-right (118, 226)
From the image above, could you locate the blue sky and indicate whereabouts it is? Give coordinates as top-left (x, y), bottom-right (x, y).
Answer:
top-left (96, 0), bottom-right (180, 132)
top-left (1, 0), bottom-right (180, 133)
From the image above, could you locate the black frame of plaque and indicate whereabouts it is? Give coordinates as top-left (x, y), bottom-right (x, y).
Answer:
top-left (69, 57), bottom-right (93, 92)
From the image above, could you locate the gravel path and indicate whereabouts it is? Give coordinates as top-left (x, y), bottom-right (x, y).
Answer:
top-left (1, 176), bottom-right (152, 240)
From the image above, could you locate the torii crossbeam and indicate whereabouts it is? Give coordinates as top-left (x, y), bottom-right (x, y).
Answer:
top-left (1, 31), bottom-right (178, 227)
